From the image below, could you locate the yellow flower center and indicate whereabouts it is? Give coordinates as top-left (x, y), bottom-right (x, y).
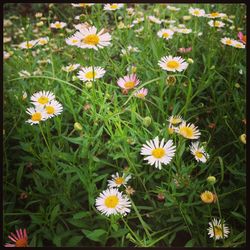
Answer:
top-left (15, 238), bottom-right (28, 247)
top-left (79, 3), bottom-right (87, 7)
top-left (163, 33), bottom-right (169, 38)
top-left (166, 60), bottom-right (180, 69)
top-left (38, 96), bottom-right (49, 105)
top-left (26, 42), bottom-right (33, 48)
top-left (211, 12), bottom-right (220, 17)
top-left (85, 71), bottom-right (96, 79)
top-left (136, 93), bottom-right (145, 98)
top-left (214, 226), bottom-right (223, 237)
top-left (235, 43), bottom-right (243, 48)
top-left (152, 148), bottom-right (165, 158)
top-left (83, 34), bottom-right (100, 45)
top-left (180, 126), bottom-right (194, 138)
top-left (55, 23), bottom-right (62, 28)
top-left (193, 10), bottom-right (200, 15)
top-left (46, 106), bottom-right (55, 114)
top-left (195, 151), bottom-right (203, 158)
top-left (124, 81), bottom-right (135, 89)
top-left (31, 112), bottom-right (42, 122)
top-left (115, 177), bottom-right (124, 185)
top-left (68, 65), bottom-right (75, 71)
top-left (168, 127), bottom-right (174, 134)
top-left (214, 21), bottom-right (221, 27)
top-left (110, 4), bottom-right (118, 9)
top-left (104, 195), bottom-right (119, 208)
top-left (39, 39), bottom-right (47, 45)
top-left (225, 39), bottom-right (232, 45)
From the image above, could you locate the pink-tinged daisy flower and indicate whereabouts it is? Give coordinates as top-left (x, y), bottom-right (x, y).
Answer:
top-left (134, 88), bottom-right (148, 99)
top-left (77, 66), bottom-right (106, 82)
top-left (157, 29), bottom-right (174, 40)
top-left (74, 26), bottom-right (111, 50)
top-left (178, 47), bottom-right (192, 53)
top-left (65, 35), bottom-right (81, 46)
top-left (206, 12), bottom-right (227, 18)
top-left (107, 172), bottom-right (131, 188)
top-left (36, 37), bottom-right (49, 45)
top-left (238, 32), bottom-right (246, 44)
top-left (189, 7), bottom-right (206, 17)
top-left (208, 20), bottom-right (225, 28)
top-left (176, 121), bottom-right (201, 139)
top-left (71, 3), bottom-right (93, 7)
top-left (148, 15), bottom-right (162, 24)
top-left (103, 3), bottom-right (124, 11)
top-left (19, 40), bottom-right (37, 49)
top-left (44, 100), bottom-right (63, 119)
top-left (117, 74), bottom-right (140, 90)
top-left (50, 21), bottom-right (67, 29)
top-left (5, 228), bottom-right (28, 247)
top-left (158, 55), bottom-right (188, 72)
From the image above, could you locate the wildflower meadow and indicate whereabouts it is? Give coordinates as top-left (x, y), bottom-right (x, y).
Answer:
top-left (3, 3), bottom-right (246, 247)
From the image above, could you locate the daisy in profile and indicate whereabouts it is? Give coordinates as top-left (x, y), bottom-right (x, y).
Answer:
top-left (31, 91), bottom-right (55, 106)
top-left (107, 172), bottom-right (132, 188)
top-left (117, 74), bottom-right (140, 90)
top-left (158, 55), bottom-right (188, 72)
top-left (190, 141), bottom-right (209, 163)
top-left (232, 41), bottom-right (245, 49)
top-left (189, 7), bottom-right (206, 17)
top-left (50, 21), bottom-right (67, 29)
top-left (4, 228), bottom-right (28, 247)
top-left (104, 3), bottom-right (124, 11)
top-left (168, 115), bottom-right (184, 126)
top-left (71, 3), bottom-right (93, 7)
top-left (65, 35), bottom-right (81, 46)
top-left (132, 17), bottom-right (144, 25)
top-left (177, 121), bottom-right (201, 139)
top-left (95, 188), bottom-right (131, 216)
top-left (157, 29), bottom-right (174, 40)
top-left (208, 20), bottom-right (225, 28)
top-left (206, 12), bottom-right (226, 18)
top-left (167, 5), bottom-right (180, 11)
top-left (26, 106), bottom-right (48, 125)
top-left (148, 15), bottom-right (162, 24)
top-left (77, 66), bottom-right (106, 82)
top-left (74, 26), bottom-right (111, 50)
top-left (176, 28), bottom-right (192, 34)
top-left (62, 63), bottom-right (80, 72)
top-left (121, 45), bottom-right (139, 56)
top-left (208, 218), bottom-right (230, 240)
top-left (221, 37), bottom-right (235, 46)
top-left (134, 88), bottom-right (148, 99)
top-left (36, 37), bottom-right (49, 45)
top-left (44, 100), bottom-right (63, 118)
top-left (140, 136), bottom-right (176, 170)
top-left (19, 40), bottom-right (37, 49)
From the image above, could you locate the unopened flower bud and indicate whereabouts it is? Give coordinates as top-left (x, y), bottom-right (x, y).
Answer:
top-left (74, 122), bottom-right (83, 131)
top-left (240, 134), bottom-right (246, 144)
top-left (143, 116), bottom-right (152, 127)
top-left (86, 81), bottom-right (93, 88)
top-left (207, 176), bottom-right (216, 185)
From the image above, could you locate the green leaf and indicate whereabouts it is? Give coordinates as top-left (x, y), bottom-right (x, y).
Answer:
top-left (16, 164), bottom-right (24, 187)
top-left (63, 136), bottom-right (85, 145)
top-left (73, 211), bottom-right (91, 220)
top-left (82, 229), bottom-right (107, 242)
top-left (65, 235), bottom-right (83, 246)
top-left (35, 169), bottom-right (53, 180)
top-left (185, 238), bottom-right (195, 247)
top-left (50, 204), bottom-right (60, 224)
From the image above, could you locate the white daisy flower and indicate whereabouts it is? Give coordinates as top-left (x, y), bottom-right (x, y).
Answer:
top-left (117, 74), bottom-right (140, 90)
top-left (31, 91), bottom-right (55, 106)
top-left (158, 55), bottom-right (188, 72)
top-left (148, 15), bottom-right (162, 24)
top-left (19, 40), bottom-right (37, 49)
top-left (134, 88), bottom-right (148, 99)
top-left (50, 21), bottom-right (67, 29)
top-left (167, 5), bottom-right (180, 11)
top-left (208, 218), bottom-right (230, 240)
top-left (103, 3), bottom-right (124, 11)
top-left (157, 29), bottom-right (174, 40)
top-left (74, 26), bottom-right (111, 50)
top-left (121, 45), bottom-right (139, 56)
top-left (36, 37), bottom-right (49, 46)
top-left (18, 70), bottom-right (31, 78)
top-left (208, 20), bottom-right (225, 28)
top-left (221, 37), bottom-right (236, 46)
top-left (107, 172), bottom-right (132, 188)
top-left (62, 64), bottom-right (80, 72)
top-left (190, 141), bottom-right (209, 163)
top-left (95, 188), bottom-right (131, 217)
top-left (77, 66), bottom-right (106, 82)
top-left (189, 7), bottom-right (206, 17)
top-left (140, 136), bottom-right (176, 170)
top-left (232, 41), bottom-right (245, 49)
top-left (65, 35), bottom-right (81, 46)
top-left (132, 17), bottom-right (144, 25)
top-left (44, 100), bottom-right (63, 118)
top-left (176, 28), bottom-right (192, 34)
top-left (26, 106), bottom-right (48, 125)
top-left (71, 3), bottom-right (93, 7)
top-left (206, 12), bottom-right (226, 19)
top-left (176, 121), bottom-right (201, 140)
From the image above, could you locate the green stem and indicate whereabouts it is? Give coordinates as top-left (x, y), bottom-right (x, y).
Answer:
top-left (39, 123), bottom-right (51, 154)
